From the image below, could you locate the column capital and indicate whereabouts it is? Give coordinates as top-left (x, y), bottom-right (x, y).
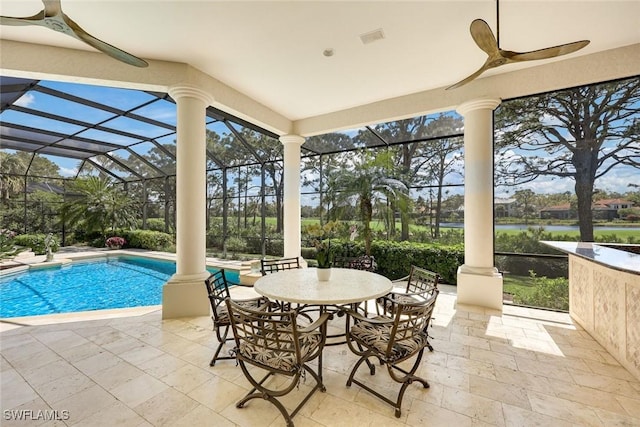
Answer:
top-left (456, 98), bottom-right (501, 116)
top-left (168, 84), bottom-right (213, 105)
top-left (279, 134), bottom-right (305, 146)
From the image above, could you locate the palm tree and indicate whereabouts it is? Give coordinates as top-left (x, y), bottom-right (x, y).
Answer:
top-left (332, 152), bottom-right (408, 255)
top-left (0, 152), bottom-right (27, 200)
top-left (62, 177), bottom-right (138, 238)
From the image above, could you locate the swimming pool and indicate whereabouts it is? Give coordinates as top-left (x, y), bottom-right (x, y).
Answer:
top-left (0, 256), bottom-right (238, 318)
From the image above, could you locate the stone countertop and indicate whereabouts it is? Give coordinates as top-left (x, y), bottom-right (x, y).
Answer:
top-left (541, 241), bottom-right (640, 274)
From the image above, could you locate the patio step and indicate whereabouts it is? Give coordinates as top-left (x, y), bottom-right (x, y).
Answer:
top-left (239, 271), bottom-right (262, 286)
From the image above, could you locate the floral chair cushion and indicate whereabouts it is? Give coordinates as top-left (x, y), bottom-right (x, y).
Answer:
top-left (238, 330), bottom-right (322, 371)
top-left (377, 293), bottom-right (427, 314)
top-left (215, 299), bottom-right (267, 325)
top-left (350, 319), bottom-right (429, 362)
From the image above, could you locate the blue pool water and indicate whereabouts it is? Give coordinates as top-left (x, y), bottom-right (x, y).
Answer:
top-left (0, 257), bottom-right (237, 318)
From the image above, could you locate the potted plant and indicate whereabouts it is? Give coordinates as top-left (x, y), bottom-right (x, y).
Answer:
top-left (305, 221), bottom-right (339, 281)
top-left (105, 236), bottom-right (126, 250)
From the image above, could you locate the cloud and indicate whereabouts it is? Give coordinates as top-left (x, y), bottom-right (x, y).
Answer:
top-left (59, 166), bottom-right (78, 177)
top-left (15, 93), bottom-right (35, 107)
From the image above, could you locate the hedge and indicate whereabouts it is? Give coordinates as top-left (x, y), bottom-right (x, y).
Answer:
top-left (116, 230), bottom-right (174, 251)
top-left (305, 240), bottom-right (463, 285)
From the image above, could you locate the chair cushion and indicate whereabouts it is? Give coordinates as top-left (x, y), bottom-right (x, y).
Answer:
top-left (377, 293), bottom-right (426, 314)
top-left (350, 319), bottom-right (429, 362)
top-left (238, 330), bottom-right (322, 371)
top-left (215, 299), bottom-right (267, 325)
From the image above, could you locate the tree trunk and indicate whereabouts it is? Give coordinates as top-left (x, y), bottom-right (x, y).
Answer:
top-left (362, 197), bottom-right (373, 255)
top-left (574, 149), bottom-right (596, 241)
top-left (400, 210), bottom-right (409, 241)
top-left (434, 184), bottom-right (443, 238)
top-left (275, 181), bottom-right (283, 233)
top-left (388, 200), bottom-right (397, 239)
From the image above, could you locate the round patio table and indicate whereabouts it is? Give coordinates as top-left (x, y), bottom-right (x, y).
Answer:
top-left (254, 267), bottom-right (392, 306)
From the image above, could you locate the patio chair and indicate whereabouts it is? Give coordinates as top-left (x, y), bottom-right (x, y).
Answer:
top-left (332, 254), bottom-right (377, 316)
top-left (344, 289), bottom-right (439, 418)
top-left (260, 256), bottom-right (301, 275)
top-left (333, 254), bottom-right (377, 272)
top-left (204, 269), bottom-right (271, 366)
top-left (376, 265), bottom-right (439, 351)
top-left (225, 298), bottom-right (331, 427)
top-left (260, 257), bottom-right (302, 312)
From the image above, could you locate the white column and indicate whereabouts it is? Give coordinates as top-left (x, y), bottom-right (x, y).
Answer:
top-left (456, 98), bottom-right (504, 311)
top-left (280, 135), bottom-right (304, 259)
top-left (162, 85), bottom-right (212, 319)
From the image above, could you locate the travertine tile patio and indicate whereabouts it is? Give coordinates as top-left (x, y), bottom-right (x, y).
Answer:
top-left (2, 287), bottom-right (639, 426)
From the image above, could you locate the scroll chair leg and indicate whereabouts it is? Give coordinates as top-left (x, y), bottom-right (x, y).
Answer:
top-left (389, 348), bottom-right (430, 388)
top-left (345, 334), bottom-right (377, 375)
top-left (236, 364), bottom-right (310, 427)
top-left (387, 349), bottom-right (430, 418)
top-left (210, 324), bottom-right (231, 366)
top-left (346, 351), bottom-right (374, 387)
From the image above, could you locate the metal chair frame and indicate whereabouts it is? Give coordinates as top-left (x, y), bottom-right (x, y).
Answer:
top-left (378, 265), bottom-right (439, 351)
top-left (344, 290), bottom-right (439, 418)
top-left (204, 269), bottom-right (270, 366)
top-left (332, 255), bottom-right (377, 272)
top-left (260, 257), bottom-right (301, 275)
top-left (226, 298), bottom-right (331, 427)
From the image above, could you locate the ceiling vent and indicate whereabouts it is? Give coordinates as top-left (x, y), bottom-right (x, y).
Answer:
top-left (359, 28), bottom-right (385, 45)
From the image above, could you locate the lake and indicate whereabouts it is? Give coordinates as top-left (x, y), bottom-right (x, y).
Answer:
top-left (440, 223), bottom-right (638, 232)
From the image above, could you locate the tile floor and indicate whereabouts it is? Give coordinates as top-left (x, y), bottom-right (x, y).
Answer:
top-left (2, 286), bottom-right (639, 427)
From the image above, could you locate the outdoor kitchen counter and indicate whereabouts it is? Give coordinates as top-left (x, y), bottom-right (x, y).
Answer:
top-left (541, 241), bottom-right (640, 381)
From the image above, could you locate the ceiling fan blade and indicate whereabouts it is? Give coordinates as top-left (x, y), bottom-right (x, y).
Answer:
top-left (0, 16), bottom-right (39, 26)
top-left (0, 8), bottom-right (46, 26)
top-left (510, 40), bottom-right (590, 62)
top-left (64, 15), bottom-right (148, 67)
top-left (446, 62), bottom-right (492, 90)
top-left (470, 19), bottom-right (499, 56)
top-left (1, 0), bottom-right (147, 68)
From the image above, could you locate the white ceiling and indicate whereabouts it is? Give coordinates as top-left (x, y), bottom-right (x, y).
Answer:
top-left (1, 1), bottom-right (639, 126)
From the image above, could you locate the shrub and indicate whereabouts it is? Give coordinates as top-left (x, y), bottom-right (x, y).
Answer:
top-left (105, 236), bottom-right (126, 248)
top-left (0, 229), bottom-right (19, 260)
top-left (512, 274), bottom-right (569, 311)
top-left (226, 237), bottom-right (247, 253)
top-left (118, 230), bottom-right (174, 251)
top-left (308, 240), bottom-right (464, 284)
top-left (145, 218), bottom-right (171, 233)
top-left (13, 233), bottom-right (59, 255)
top-left (370, 240), bottom-right (464, 284)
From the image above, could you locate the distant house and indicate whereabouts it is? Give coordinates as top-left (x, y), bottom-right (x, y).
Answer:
top-left (540, 199), bottom-right (634, 220)
top-left (596, 198), bottom-right (634, 210)
top-left (540, 203), bottom-right (572, 220)
top-left (494, 198), bottom-right (516, 218)
top-left (592, 198), bottom-right (634, 220)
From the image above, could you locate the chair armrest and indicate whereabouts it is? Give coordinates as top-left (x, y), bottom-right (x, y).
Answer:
top-left (298, 312), bottom-right (332, 333)
top-left (342, 308), bottom-right (394, 325)
top-left (391, 275), bottom-right (409, 283)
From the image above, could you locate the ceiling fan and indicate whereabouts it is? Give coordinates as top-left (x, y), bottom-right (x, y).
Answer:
top-left (446, 0), bottom-right (589, 90)
top-left (0, 0), bottom-right (148, 68)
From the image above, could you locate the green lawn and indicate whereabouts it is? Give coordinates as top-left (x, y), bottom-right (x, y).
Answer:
top-left (224, 216), bottom-right (640, 240)
top-left (503, 274), bottom-right (537, 301)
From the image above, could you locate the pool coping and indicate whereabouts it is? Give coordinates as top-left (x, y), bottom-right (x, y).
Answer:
top-left (0, 249), bottom-right (257, 279)
top-left (0, 305), bottom-right (163, 332)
